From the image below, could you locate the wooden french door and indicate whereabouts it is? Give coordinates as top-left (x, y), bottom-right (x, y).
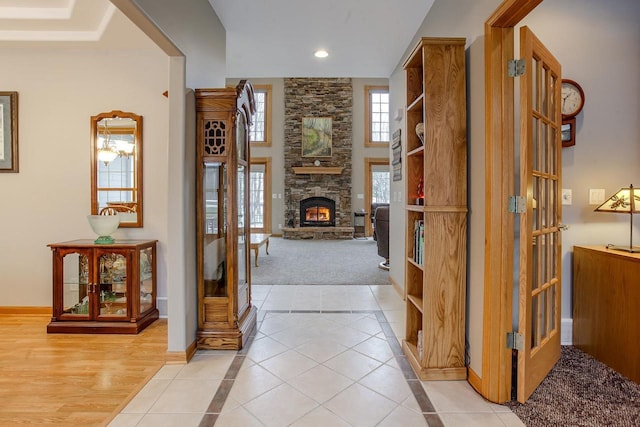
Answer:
top-left (517, 26), bottom-right (562, 403)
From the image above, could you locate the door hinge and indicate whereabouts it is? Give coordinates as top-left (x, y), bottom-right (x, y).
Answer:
top-left (508, 196), bottom-right (526, 214)
top-left (508, 59), bottom-right (526, 77)
top-left (507, 331), bottom-right (524, 351)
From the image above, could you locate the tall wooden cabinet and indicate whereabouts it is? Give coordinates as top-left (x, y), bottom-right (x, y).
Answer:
top-left (403, 38), bottom-right (468, 380)
top-left (195, 81), bottom-right (257, 350)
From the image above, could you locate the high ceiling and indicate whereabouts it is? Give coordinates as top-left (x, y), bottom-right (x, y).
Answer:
top-left (209, 0), bottom-right (434, 77)
top-left (0, 0), bottom-right (434, 77)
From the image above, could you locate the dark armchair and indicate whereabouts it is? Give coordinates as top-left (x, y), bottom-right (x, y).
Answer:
top-left (373, 205), bottom-right (390, 270)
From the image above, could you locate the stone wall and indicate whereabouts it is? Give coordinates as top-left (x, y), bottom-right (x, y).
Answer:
top-left (284, 78), bottom-right (353, 227)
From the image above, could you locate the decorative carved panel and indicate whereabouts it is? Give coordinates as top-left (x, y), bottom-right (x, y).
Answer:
top-left (204, 120), bottom-right (226, 155)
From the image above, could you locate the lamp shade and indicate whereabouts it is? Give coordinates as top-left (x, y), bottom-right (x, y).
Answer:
top-left (594, 184), bottom-right (640, 253)
top-left (594, 185), bottom-right (640, 213)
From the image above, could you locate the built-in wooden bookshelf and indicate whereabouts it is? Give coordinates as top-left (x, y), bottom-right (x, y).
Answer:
top-left (403, 37), bottom-right (468, 380)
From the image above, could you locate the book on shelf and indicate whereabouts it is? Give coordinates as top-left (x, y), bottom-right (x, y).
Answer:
top-left (413, 219), bottom-right (424, 265)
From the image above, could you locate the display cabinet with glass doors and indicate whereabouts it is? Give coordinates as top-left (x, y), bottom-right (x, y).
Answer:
top-left (47, 239), bottom-right (158, 334)
top-left (195, 81), bottom-right (257, 350)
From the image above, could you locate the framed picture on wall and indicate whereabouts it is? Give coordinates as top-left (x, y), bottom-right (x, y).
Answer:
top-left (302, 117), bottom-right (332, 157)
top-left (0, 92), bottom-right (18, 173)
top-left (392, 129), bottom-right (402, 181)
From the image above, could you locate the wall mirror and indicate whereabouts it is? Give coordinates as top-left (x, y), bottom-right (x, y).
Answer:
top-left (90, 110), bottom-right (143, 227)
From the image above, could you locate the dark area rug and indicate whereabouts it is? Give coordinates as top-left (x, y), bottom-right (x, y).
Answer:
top-left (506, 346), bottom-right (640, 426)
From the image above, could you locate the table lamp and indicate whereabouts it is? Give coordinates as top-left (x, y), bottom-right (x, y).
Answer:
top-left (594, 184), bottom-right (640, 253)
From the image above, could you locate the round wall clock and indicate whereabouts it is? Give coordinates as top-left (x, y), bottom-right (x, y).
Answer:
top-left (561, 79), bottom-right (585, 118)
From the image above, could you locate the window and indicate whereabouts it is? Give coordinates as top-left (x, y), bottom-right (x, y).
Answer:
top-left (250, 85), bottom-right (272, 146)
top-left (365, 85), bottom-right (390, 146)
top-left (249, 158), bottom-right (272, 233)
top-left (249, 165), bottom-right (264, 229)
top-left (372, 170), bottom-right (391, 204)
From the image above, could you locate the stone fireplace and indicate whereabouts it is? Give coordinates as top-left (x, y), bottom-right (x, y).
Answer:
top-left (283, 78), bottom-right (353, 239)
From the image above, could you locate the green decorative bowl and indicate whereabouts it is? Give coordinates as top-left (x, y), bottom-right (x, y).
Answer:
top-left (87, 214), bottom-right (120, 244)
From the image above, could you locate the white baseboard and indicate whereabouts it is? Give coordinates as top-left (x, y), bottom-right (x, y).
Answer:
top-left (561, 318), bottom-right (572, 345)
top-left (157, 297), bottom-right (168, 318)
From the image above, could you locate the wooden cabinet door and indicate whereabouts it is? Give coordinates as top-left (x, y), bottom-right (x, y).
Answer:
top-left (94, 247), bottom-right (131, 321)
top-left (517, 26), bottom-right (562, 403)
top-left (53, 247), bottom-right (93, 321)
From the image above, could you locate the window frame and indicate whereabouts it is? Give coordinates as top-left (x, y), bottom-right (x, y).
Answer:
top-left (249, 157), bottom-right (272, 234)
top-left (364, 157), bottom-right (390, 237)
top-left (250, 85), bottom-right (272, 147)
top-left (364, 85), bottom-right (390, 147)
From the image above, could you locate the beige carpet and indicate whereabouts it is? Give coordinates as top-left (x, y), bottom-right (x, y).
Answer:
top-left (250, 237), bottom-right (390, 285)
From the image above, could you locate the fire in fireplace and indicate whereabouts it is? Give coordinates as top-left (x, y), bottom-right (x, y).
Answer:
top-left (300, 196), bottom-right (336, 227)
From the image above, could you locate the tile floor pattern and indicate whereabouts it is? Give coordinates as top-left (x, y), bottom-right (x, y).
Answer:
top-left (109, 285), bottom-right (524, 427)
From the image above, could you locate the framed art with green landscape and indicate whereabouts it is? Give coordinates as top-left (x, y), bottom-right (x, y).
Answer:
top-left (0, 91), bottom-right (18, 173)
top-left (302, 116), bottom-right (332, 157)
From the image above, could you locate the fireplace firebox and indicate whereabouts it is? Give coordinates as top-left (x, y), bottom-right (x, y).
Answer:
top-left (300, 196), bottom-right (336, 227)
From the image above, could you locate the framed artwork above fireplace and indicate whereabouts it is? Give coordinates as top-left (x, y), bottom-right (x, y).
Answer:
top-left (302, 117), bottom-right (332, 157)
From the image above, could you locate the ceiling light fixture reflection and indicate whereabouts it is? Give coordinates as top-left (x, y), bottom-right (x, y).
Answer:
top-left (314, 49), bottom-right (329, 58)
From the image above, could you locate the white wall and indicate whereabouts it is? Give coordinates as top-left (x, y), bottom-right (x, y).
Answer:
top-left (136, 0), bottom-right (226, 89)
top-left (351, 78), bottom-right (390, 214)
top-left (389, 0), bottom-right (640, 378)
top-left (522, 0), bottom-right (640, 329)
top-left (0, 0), bottom-right (229, 355)
top-left (387, 70), bottom-right (406, 290)
top-left (0, 46), bottom-right (169, 306)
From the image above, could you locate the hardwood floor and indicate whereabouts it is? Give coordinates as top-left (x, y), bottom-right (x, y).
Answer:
top-left (0, 314), bottom-right (167, 426)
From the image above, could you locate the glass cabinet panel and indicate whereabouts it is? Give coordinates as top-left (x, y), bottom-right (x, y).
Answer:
top-left (203, 162), bottom-right (227, 297)
top-left (62, 252), bottom-right (89, 316)
top-left (139, 247), bottom-right (154, 314)
top-left (237, 164), bottom-right (247, 287)
top-left (98, 252), bottom-right (128, 317)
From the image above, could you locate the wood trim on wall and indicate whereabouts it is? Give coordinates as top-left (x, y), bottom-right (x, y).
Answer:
top-left (165, 340), bottom-right (197, 364)
top-left (0, 306), bottom-right (52, 316)
top-left (364, 157), bottom-right (390, 237)
top-left (468, 366), bottom-right (483, 394)
top-left (482, 0), bottom-right (543, 404)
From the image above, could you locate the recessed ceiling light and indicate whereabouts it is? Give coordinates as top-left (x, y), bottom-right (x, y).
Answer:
top-left (314, 50), bottom-right (329, 58)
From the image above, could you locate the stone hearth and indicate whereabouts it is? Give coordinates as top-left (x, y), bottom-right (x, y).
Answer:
top-left (282, 226), bottom-right (354, 240)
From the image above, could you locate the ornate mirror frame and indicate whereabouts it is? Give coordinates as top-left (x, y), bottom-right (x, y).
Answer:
top-left (90, 110), bottom-right (143, 228)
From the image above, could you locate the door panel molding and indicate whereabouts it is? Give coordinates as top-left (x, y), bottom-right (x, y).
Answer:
top-left (517, 26), bottom-right (561, 403)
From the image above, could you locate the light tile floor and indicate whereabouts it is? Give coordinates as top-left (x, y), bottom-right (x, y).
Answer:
top-left (109, 285), bottom-right (524, 427)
